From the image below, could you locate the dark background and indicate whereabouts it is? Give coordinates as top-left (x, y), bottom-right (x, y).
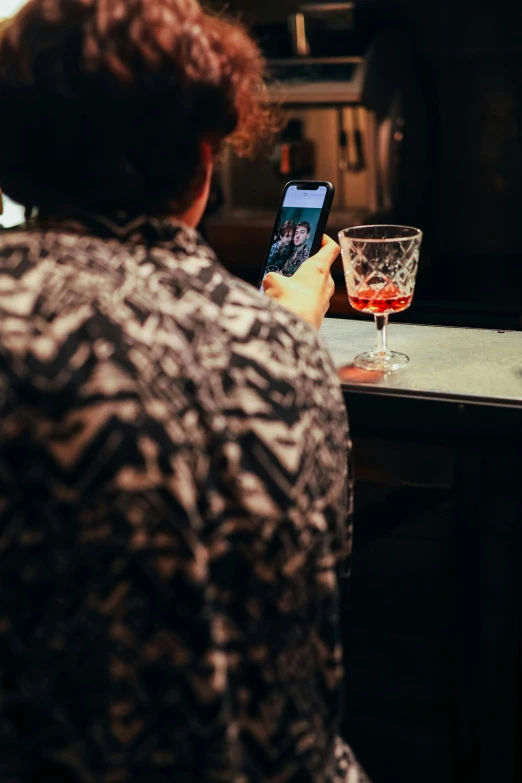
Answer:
top-left (213, 0), bottom-right (522, 254)
top-left (208, 0), bottom-right (522, 329)
top-left (207, 3), bottom-right (522, 782)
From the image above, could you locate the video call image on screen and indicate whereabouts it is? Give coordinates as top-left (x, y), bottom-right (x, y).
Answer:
top-left (261, 185), bottom-right (327, 289)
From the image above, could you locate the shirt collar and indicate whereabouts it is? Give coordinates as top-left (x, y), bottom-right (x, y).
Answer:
top-left (38, 208), bottom-right (199, 248)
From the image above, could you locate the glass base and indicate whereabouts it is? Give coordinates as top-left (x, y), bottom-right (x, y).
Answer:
top-left (354, 350), bottom-right (410, 372)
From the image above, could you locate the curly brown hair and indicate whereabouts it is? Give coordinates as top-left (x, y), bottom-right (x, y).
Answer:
top-left (279, 219), bottom-right (296, 237)
top-left (0, 0), bottom-right (275, 216)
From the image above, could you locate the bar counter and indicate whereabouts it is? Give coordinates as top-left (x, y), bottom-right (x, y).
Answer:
top-left (321, 318), bottom-right (522, 783)
top-left (322, 317), bottom-right (522, 406)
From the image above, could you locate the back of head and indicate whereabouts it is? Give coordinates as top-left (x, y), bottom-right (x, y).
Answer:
top-left (0, 0), bottom-right (274, 216)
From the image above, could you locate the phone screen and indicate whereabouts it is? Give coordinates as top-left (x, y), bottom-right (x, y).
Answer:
top-left (260, 184), bottom-right (329, 290)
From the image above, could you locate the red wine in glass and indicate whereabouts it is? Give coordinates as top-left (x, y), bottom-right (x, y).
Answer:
top-left (349, 283), bottom-right (412, 315)
top-left (339, 225), bottom-right (423, 372)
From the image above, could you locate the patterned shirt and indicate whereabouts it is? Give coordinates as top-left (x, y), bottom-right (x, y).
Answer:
top-left (0, 213), bottom-right (367, 783)
top-left (281, 242), bottom-right (311, 277)
top-left (266, 238), bottom-right (293, 271)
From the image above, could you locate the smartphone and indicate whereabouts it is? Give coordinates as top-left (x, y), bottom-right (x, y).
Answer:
top-left (258, 180), bottom-right (334, 291)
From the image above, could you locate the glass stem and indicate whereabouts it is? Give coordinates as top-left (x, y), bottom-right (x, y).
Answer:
top-left (375, 314), bottom-right (389, 355)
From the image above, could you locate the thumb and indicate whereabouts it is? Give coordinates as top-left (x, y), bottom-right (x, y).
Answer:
top-left (262, 270), bottom-right (291, 297)
top-left (299, 234), bottom-right (340, 276)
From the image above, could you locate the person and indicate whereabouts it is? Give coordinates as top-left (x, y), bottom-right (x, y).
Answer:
top-left (0, 1), bottom-right (368, 782)
top-left (282, 220), bottom-right (312, 276)
top-left (266, 218), bottom-right (296, 271)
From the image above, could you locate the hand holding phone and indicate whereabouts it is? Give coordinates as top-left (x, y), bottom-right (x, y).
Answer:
top-left (263, 234), bottom-right (339, 329)
top-left (258, 181), bottom-right (335, 289)
top-left (259, 180), bottom-right (337, 328)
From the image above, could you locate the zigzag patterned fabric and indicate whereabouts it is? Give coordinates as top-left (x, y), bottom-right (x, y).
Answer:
top-left (0, 213), bottom-right (367, 782)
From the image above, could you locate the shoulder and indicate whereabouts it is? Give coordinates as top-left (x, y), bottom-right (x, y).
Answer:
top-left (0, 226), bottom-right (129, 290)
top-left (0, 225), bottom-right (345, 426)
top-left (210, 261), bottom-right (340, 382)
top-left (0, 227), bottom-right (129, 343)
top-left (201, 260), bottom-right (348, 442)
top-left (0, 226), bottom-right (48, 263)
top-left (156, 229), bottom-right (347, 428)
top-left (202, 262), bottom-right (351, 563)
top-left (154, 227), bottom-right (336, 381)
top-left (0, 229), bottom-right (70, 319)
top-left (0, 228), bottom-right (136, 404)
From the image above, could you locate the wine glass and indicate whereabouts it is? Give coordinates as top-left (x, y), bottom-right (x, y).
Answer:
top-left (338, 225), bottom-right (423, 371)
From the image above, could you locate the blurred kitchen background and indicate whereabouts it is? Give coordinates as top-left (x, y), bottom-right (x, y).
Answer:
top-left (200, 0), bottom-right (522, 330)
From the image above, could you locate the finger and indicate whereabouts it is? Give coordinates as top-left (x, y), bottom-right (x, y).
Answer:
top-left (322, 276), bottom-right (336, 318)
top-left (320, 234), bottom-right (336, 249)
top-left (262, 272), bottom-right (278, 291)
top-left (308, 234), bottom-right (340, 273)
top-left (327, 274), bottom-right (335, 299)
top-left (262, 271), bottom-right (288, 297)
